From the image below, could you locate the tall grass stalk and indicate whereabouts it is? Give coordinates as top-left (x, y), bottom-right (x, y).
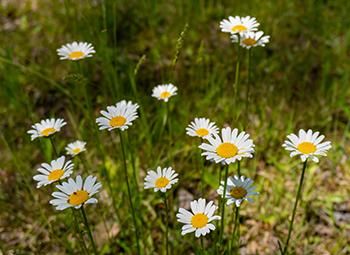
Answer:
top-left (231, 161), bottom-right (241, 252)
top-left (283, 160), bottom-right (308, 254)
top-left (81, 206), bottom-right (98, 255)
top-left (234, 36), bottom-right (241, 105)
top-left (163, 193), bottom-right (169, 255)
top-left (245, 49), bottom-right (252, 116)
top-left (218, 165), bottom-right (229, 247)
top-left (118, 130), bottom-right (141, 254)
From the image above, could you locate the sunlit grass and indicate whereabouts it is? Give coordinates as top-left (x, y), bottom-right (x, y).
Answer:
top-left (1, 0), bottom-right (350, 254)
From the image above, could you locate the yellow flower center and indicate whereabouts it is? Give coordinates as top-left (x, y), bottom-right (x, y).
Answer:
top-left (230, 187), bottom-right (247, 199)
top-left (68, 51), bottom-right (85, 60)
top-left (109, 116), bottom-right (126, 127)
top-left (297, 142), bottom-right (316, 154)
top-left (68, 190), bottom-right (89, 206)
top-left (232, 25), bottom-right (247, 32)
top-left (155, 177), bottom-right (170, 188)
top-left (195, 128), bottom-right (209, 137)
top-left (191, 213), bottom-right (208, 228)
top-left (40, 127), bottom-right (56, 137)
top-left (160, 91), bottom-right (171, 99)
top-left (216, 143), bottom-right (238, 158)
top-left (242, 38), bottom-right (257, 46)
top-left (72, 148), bottom-right (81, 154)
top-left (48, 169), bottom-right (64, 181)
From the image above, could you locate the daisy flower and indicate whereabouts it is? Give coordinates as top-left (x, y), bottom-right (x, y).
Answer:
top-left (199, 127), bottom-right (255, 165)
top-left (220, 16), bottom-right (259, 35)
top-left (231, 31), bottom-right (270, 49)
top-left (282, 129), bottom-right (331, 163)
top-left (96, 100), bottom-right (139, 131)
top-left (57, 41), bottom-right (95, 61)
top-left (33, 156), bottom-right (74, 188)
top-left (50, 175), bottom-right (102, 210)
top-left (27, 118), bottom-right (66, 141)
top-left (152, 84), bottom-right (178, 102)
top-left (186, 118), bottom-right (219, 139)
top-left (176, 198), bottom-right (220, 238)
top-left (144, 167), bottom-right (179, 192)
top-left (217, 175), bottom-right (258, 207)
top-left (65, 140), bottom-right (87, 157)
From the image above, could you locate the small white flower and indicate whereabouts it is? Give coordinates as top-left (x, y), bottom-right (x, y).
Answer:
top-left (152, 84), bottom-right (177, 102)
top-left (50, 175), bottom-right (102, 210)
top-left (96, 100), bottom-right (139, 131)
top-left (186, 118), bottom-right (219, 139)
top-left (220, 16), bottom-right (259, 35)
top-left (65, 140), bottom-right (87, 157)
top-left (33, 156), bottom-right (74, 188)
top-left (57, 41), bottom-right (95, 61)
top-left (27, 118), bottom-right (66, 141)
top-left (176, 198), bottom-right (220, 238)
top-left (231, 31), bottom-right (270, 49)
top-left (282, 129), bottom-right (331, 163)
top-left (199, 127), bottom-right (255, 165)
top-left (217, 175), bottom-right (258, 207)
top-left (144, 167), bottom-right (179, 192)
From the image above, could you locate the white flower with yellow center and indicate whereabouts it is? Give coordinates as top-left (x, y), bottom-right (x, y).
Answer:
top-left (152, 84), bottom-right (177, 102)
top-left (231, 31), bottom-right (270, 49)
top-left (199, 127), bottom-right (255, 165)
top-left (57, 41), bottom-right (95, 61)
top-left (282, 129), bottom-right (331, 163)
top-left (186, 118), bottom-right (219, 139)
top-left (144, 166), bottom-right (179, 192)
top-left (176, 198), bottom-right (220, 238)
top-left (65, 140), bottom-right (87, 157)
top-left (33, 156), bottom-right (74, 188)
top-left (96, 100), bottom-right (139, 131)
top-left (27, 118), bottom-right (66, 141)
top-left (50, 175), bottom-right (101, 210)
top-left (220, 16), bottom-right (259, 35)
top-left (217, 175), bottom-right (258, 207)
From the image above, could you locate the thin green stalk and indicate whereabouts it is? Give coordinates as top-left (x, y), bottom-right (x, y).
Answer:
top-left (163, 193), bottom-right (169, 255)
top-left (201, 237), bottom-right (204, 255)
top-left (72, 209), bottom-right (89, 255)
top-left (283, 160), bottom-right (308, 255)
top-left (49, 136), bottom-right (59, 158)
top-left (219, 165), bottom-right (229, 245)
top-left (245, 49), bottom-right (252, 116)
top-left (231, 206), bottom-right (240, 253)
top-left (198, 149), bottom-right (204, 195)
top-left (118, 130), bottom-right (141, 254)
top-left (80, 206), bottom-right (98, 255)
top-left (234, 36), bottom-right (241, 104)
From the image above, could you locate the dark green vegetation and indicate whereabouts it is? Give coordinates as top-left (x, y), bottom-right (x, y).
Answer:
top-left (1, 0), bottom-right (350, 254)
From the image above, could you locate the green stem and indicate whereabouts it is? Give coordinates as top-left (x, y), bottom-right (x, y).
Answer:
top-left (219, 165), bottom-right (229, 246)
top-left (283, 160), bottom-right (308, 255)
top-left (49, 136), bottom-right (59, 158)
top-left (231, 206), bottom-right (240, 253)
top-left (80, 206), bottom-right (98, 255)
top-left (72, 209), bottom-right (89, 255)
top-left (163, 193), bottom-right (169, 255)
top-left (245, 49), bottom-right (252, 117)
top-left (198, 149), bottom-right (204, 196)
top-left (119, 130), bottom-right (141, 254)
top-left (201, 237), bottom-right (204, 255)
top-left (234, 35), bottom-right (241, 104)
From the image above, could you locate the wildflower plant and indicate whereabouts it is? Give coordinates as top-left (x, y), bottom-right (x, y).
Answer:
top-left (33, 156), bottom-right (74, 188)
top-left (57, 41), bottom-right (95, 61)
top-left (144, 167), bottom-right (179, 255)
top-left (281, 129), bottom-right (331, 254)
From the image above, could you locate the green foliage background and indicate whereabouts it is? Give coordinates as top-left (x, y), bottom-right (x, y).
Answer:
top-left (1, 0), bottom-right (350, 254)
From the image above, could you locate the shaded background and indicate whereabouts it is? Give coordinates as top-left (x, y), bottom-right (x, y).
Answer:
top-left (1, 0), bottom-right (350, 254)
